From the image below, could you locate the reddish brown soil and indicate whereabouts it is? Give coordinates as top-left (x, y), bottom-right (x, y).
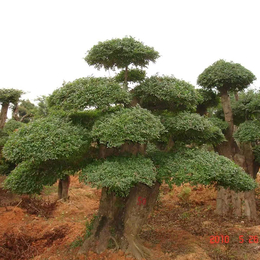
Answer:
top-left (1, 175), bottom-right (260, 260)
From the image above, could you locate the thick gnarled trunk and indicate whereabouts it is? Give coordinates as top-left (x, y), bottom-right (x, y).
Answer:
top-left (0, 102), bottom-right (9, 129)
top-left (215, 91), bottom-right (257, 220)
top-left (78, 181), bottom-right (160, 259)
top-left (216, 188), bottom-right (256, 218)
top-left (58, 175), bottom-right (70, 200)
top-left (215, 143), bottom-right (257, 219)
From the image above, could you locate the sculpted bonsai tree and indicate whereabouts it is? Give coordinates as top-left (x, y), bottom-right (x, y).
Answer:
top-left (197, 59), bottom-right (258, 218)
top-left (0, 88), bottom-right (24, 129)
top-left (75, 74), bottom-right (255, 259)
top-left (2, 40), bottom-right (257, 259)
top-left (84, 36), bottom-right (159, 89)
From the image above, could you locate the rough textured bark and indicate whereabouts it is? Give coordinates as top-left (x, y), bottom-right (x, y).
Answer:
top-left (58, 175), bottom-right (70, 200)
top-left (124, 66), bottom-right (128, 91)
top-left (215, 90), bottom-right (257, 220)
top-left (12, 102), bottom-right (19, 121)
top-left (234, 92), bottom-right (239, 101)
top-left (215, 143), bottom-right (257, 219)
top-left (78, 142), bottom-right (159, 259)
top-left (219, 89), bottom-right (239, 155)
top-left (0, 102), bottom-right (9, 129)
top-left (78, 182), bottom-right (160, 259)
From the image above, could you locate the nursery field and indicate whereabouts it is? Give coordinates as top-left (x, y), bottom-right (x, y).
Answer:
top-left (1, 175), bottom-right (260, 260)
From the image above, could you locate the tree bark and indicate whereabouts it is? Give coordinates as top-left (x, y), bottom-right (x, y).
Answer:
top-left (124, 66), bottom-right (128, 91)
top-left (219, 89), bottom-right (239, 155)
top-left (0, 102), bottom-right (9, 129)
top-left (215, 142), bottom-right (257, 219)
top-left (78, 181), bottom-right (160, 259)
top-left (12, 102), bottom-right (19, 121)
top-left (214, 90), bottom-right (257, 219)
top-left (58, 175), bottom-right (70, 200)
top-left (234, 92), bottom-right (239, 101)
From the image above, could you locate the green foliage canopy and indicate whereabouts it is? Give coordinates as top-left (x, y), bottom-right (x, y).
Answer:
top-left (196, 88), bottom-right (220, 115)
top-left (115, 68), bottom-right (146, 83)
top-left (197, 60), bottom-right (256, 93)
top-left (2, 119), bottom-right (23, 135)
top-left (0, 120), bottom-right (24, 175)
top-left (80, 156), bottom-right (156, 196)
top-left (207, 117), bottom-right (229, 132)
top-left (234, 120), bottom-right (260, 143)
top-left (162, 112), bottom-right (225, 145)
top-left (4, 160), bottom-right (59, 194)
top-left (80, 148), bottom-right (257, 196)
top-left (153, 148), bottom-right (257, 192)
top-left (3, 117), bottom-right (90, 164)
top-left (0, 89), bottom-right (24, 104)
top-left (134, 76), bottom-right (202, 112)
top-left (91, 106), bottom-right (165, 147)
top-left (85, 36), bottom-right (159, 70)
top-left (48, 77), bottom-right (130, 111)
top-left (231, 90), bottom-right (260, 124)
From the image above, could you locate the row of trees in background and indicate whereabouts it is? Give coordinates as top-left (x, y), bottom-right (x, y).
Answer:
top-left (1, 36), bottom-right (260, 259)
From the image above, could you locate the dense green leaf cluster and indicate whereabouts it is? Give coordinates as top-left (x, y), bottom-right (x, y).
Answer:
top-left (0, 120), bottom-right (24, 175)
top-left (115, 69), bottom-right (146, 83)
top-left (48, 77), bottom-right (131, 111)
top-left (234, 120), bottom-right (260, 143)
top-left (80, 156), bottom-right (156, 196)
top-left (196, 88), bottom-right (220, 115)
top-left (3, 117), bottom-right (90, 164)
top-left (134, 76), bottom-right (202, 112)
top-left (91, 106), bottom-right (165, 147)
top-left (4, 38), bottom-right (257, 198)
top-left (162, 112), bottom-right (225, 145)
top-left (197, 60), bottom-right (256, 93)
top-left (207, 117), bottom-right (229, 131)
top-left (80, 147), bottom-right (257, 196)
top-left (231, 90), bottom-right (260, 124)
top-left (153, 148), bottom-right (257, 192)
top-left (2, 119), bottom-right (23, 135)
top-left (35, 96), bottom-right (49, 117)
top-left (0, 89), bottom-right (24, 104)
top-left (69, 110), bottom-right (103, 130)
top-left (197, 89), bottom-right (220, 107)
top-left (0, 130), bottom-right (8, 147)
top-left (4, 161), bottom-right (60, 194)
top-left (85, 36), bottom-right (159, 70)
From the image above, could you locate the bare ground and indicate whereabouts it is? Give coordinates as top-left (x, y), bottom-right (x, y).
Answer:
top-left (1, 175), bottom-right (260, 260)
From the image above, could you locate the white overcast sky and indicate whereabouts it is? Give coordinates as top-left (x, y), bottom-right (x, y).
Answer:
top-left (0, 0), bottom-right (259, 101)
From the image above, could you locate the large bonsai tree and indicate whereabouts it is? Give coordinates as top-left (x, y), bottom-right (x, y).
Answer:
top-left (197, 59), bottom-right (258, 218)
top-left (2, 42), bottom-right (257, 259)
